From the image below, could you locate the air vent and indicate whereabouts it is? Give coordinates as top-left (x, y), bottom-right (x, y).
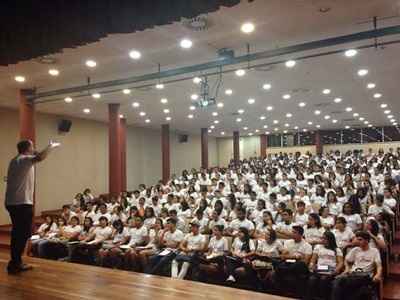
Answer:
top-left (314, 103), bottom-right (330, 108)
top-left (182, 15), bottom-right (211, 31)
top-left (138, 86), bottom-right (153, 91)
top-left (291, 88), bottom-right (311, 94)
top-left (254, 65), bottom-right (276, 72)
top-left (231, 112), bottom-right (240, 116)
top-left (330, 111), bottom-right (343, 115)
top-left (36, 55), bottom-right (57, 64)
top-left (342, 118), bottom-right (356, 122)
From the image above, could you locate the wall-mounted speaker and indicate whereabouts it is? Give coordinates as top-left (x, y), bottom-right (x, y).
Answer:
top-left (58, 119), bottom-right (72, 133)
top-left (178, 134), bottom-right (188, 143)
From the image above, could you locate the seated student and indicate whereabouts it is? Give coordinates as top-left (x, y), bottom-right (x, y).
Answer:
top-left (306, 231), bottom-right (344, 300)
top-left (304, 213), bottom-right (325, 246)
top-left (143, 207), bottom-right (156, 229)
top-left (332, 217), bottom-right (355, 252)
top-left (255, 211), bottom-right (276, 237)
top-left (225, 227), bottom-right (256, 283)
top-left (293, 201), bottom-right (309, 227)
top-left (227, 207), bottom-right (255, 236)
top-left (331, 231), bottom-right (382, 300)
top-left (93, 203), bottom-right (112, 226)
top-left (137, 218), bottom-right (164, 270)
top-left (31, 215), bottom-right (58, 257)
top-left (110, 205), bottom-right (128, 225)
top-left (168, 209), bottom-right (186, 233)
top-left (275, 208), bottom-right (295, 240)
top-left (368, 194), bottom-right (394, 218)
top-left (145, 218), bottom-right (184, 275)
top-left (124, 216), bottom-right (149, 271)
top-left (61, 205), bottom-right (77, 222)
top-left (198, 225), bottom-right (228, 279)
top-left (171, 220), bottom-right (206, 280)
top-left (251, 228), bottom-right (282, 286)
top-left (383, 187), bottom-right (397, 209)
top-left (319, 206), bottom-right (335, 230)
top-left (272, 226), bottom-right (312, 296)
top-left (191, 209), bottom-right (209, 234)
top-left (339, 202), bottom-right (363, 232)
top-left (365, 218), bottom-right (386, 250)
top-left (98, 219), bottom-right (129, 268)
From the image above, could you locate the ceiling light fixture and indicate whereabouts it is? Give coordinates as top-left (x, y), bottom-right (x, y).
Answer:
top-left (322, 89), bottom-right (331, 95)
top-left (160, 98), bottom-right (168, 104)
top-left (132, 102), bottom-right (140, 108)
top-left (314, 110), bottom-right (321, 115)
top-left (180, 38), bottom-right (193, 49)
top-left (129, 50), bottom-right (141, 60)
top-left (282, 94), bottom-right (291, 100)
top-left (367, 83), bottom-right (376, 89)
top-left (380, 103), bottom-right (387, 108)
top-left (262, 83), bottom-right (272, 90)
top-left (139, 111), bottom-right (146, 116)
top-left (155, 83), bottom-right (164, 89)
top-left (217, 102), bottom-right (224, 108)
top-left (238, 109), bottom-right (244, 114)
top-left (85, 60), bottom-right (97, 68)
top-left (163, 109), bottom-right (170, 114)
top-left (357, 69), bottom-right (368, 76)
top-left (193, 77), bottom-right (202, 84)
top-left (285, 60), bottom-right (296, 68)
top-left (145, 119), bottom-right (151, 123)
top-left (266, 106), bottom-right (273, 111)
top-left (14, 75), bottom-right (25, 82)
top-left (166, 116), bottom-right (171, 121)
top-left (212, 112), bottom-right (218, 117)
top-left (48, 69), bottom-right (59, 76)
top-left (235, 69), bottom-right (246, 77)
top-left (345, 107), bottom-right (353, 112)
top-left (64, 97), bottom-right (72, 103)
top-left (324, 115), bottom-right (331, 120)
top-left (334, 98), bottom-right (342, 103)
top-left (225, 89), bottom-right (233, 95)
top-left (248, 98), bottom-right (255, 104)
top-left (286, 113), bottom-right (292, 118)
top-left (241, 22), bottom-right (255, 33)
top-left (189, 105), bottom-right (196, 111)
top-left (92, 93), bottom-right (101, 99)
top-left (236, 118), bottom-right (242, 122)
top-left (345, 49), bottom-right (358, 57)
top-left (83, 108), bottom-right (91, 114)
top-left (298, 102), bottom-right (306, 107)
top-left (191, 94), bottom-right (199, 100)
top-left (373, 93), bottom-right (382, 99)
top-left (123, 89), bottom-right (131, 94)
top-left (188, 114), bottom-right (194, 119)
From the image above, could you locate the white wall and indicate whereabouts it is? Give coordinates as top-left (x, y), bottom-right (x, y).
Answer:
top-left (0, 107), bottom-right (218, 224)
top-left (217, 136), bottom-right (260, 167)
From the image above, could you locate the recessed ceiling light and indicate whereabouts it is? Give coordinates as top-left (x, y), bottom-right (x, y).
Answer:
top-left (357, 69), bottom-right (368, 76)
top-left (64, 97), bottom-right (73, 103)
top-left (208, 129), bottom-right (212, 133)
top-left (283, 130), bottom-right (288, 134)
top-left (189, 105), bottom-right (196, 111)
top-left (273, 120), bottom-right (279, 124)
top-left (188, 114), bottom-right (194, 119)
top-left (180, 38), bottom-right (193, 49)
top-left (191, 94), bottom-right (199, 100)
top-left (388, 115), bottom-right (394, 119)
top-left (210, 125), bottom-right (215, 129)
top-left (225, 89), bottom-right (233, 95)
top-left (236, 118), bottom-right (242, 122)
top-left (274, 128), bottom-right (279, 131)
top-left (345, 125), bottom-right (350, 129)
top-left (48, 69), bottom-right (59, 76)
top-left (241, 22), bottom-right (255, 33)
top-left (129, 50), bottom-right (141, 60)
top-left (266, 106), bottom-right (273, 111)
top-left (238, 109), bottom-right (244, 114)
top-left (359, 117), bottom-right (365, 121)
top-left (163, 109), bottom-right (170, 114)
top-left (353, 113), bottom-right (359, 117)
top-left (214, 120), bottom-right (219, 124)
top-left (193, 77), bottom-right (202, 84)
top-left (132, 102), bottom-right (140, 108)
top-left (284, 123), bottom-right (290, 127)
top-left (308, 121), bottom-right (313, 125)
top-left (380, 103), bottom-right (387, 108)
top-left (217, 102), bottom-right (224, 108)
top-left (303, 129), bottom-right (308, 132)
top-left (265, 131), bottom-right (270, 135)
top-left (83, 108), bottom-right (91, 114)
top-left (390, 119), bottom-right (396, 122)
top-left (235, 69), bottom-right (246, 76)
top-left (332, 119), bottom-right (338, 123)
top-left (384, 110), bottom-right (391, 114)
top-left (155, 83), bottom-right (164, 89)
top-left (92, 93), bottom-right (101, 99)
top-left (282, 94), bottom-right (291, 100)
top-left (286, 113), bottom-right (292, 118)
top-left (334, 98), bottom-right (342, 103)
top-left (367, 83), bottom-right (376, 89)
top-left (314, 110), bottom-right (321, 115)
top-left (262, 83), bottom-right (272, 90)
top-left (263, 125), bottom-right (268, 129)
top-left (285, 60), bottom-right (296, 68)
top-left (373, 93), bottom-right (382, 99)
top-left (248, 98), bottom-right (255, 104)
top-left (368, 124), bottom-right (373, 127)
top-left (85, 60), bottom-right (97, 68)
top-left (294, 126), bottom-right (299, 130)
top-left (145, 119), bottom-right (151, 123)
top-left (322, 89), bottom-right (331, 95)
top-left (345, 107), bottom-right (353, 112)
top-left (345, 49), bottom-right (358, 57)
top-left (166, 116), bottom-right (171, 121)
top-left (248, 133), bottom-right (254, 136)
top-left (139, 111), bottom-right (146, 116)
top-left (243, 127), bottom-right (248, 130)
top-left (255, 129), bottom-right (259, 133)
top-left (14, 75), bottom-right (25, 82)
top-left (394, 122), bottom-right (398, 126)
top-left (160, 98), bottom-right (168, 104)
top-left (364, 121), bottom-right (369, 124)
top-left (260, 116), bottom-right (266, 120)
top-left (324, 115), bottom-right (331, 120)
top-left (123, 89), bottom-right (131, 94)
top-left (316, 125), bottom-right (321, 128)
top-left (221, 132), bottom-right (225, 135)
top-left (298, 102), bottom-right (306, 107)
top-left (119, 114), bottom-right (124, 119)
top-left (212, 112), bottom-right (218, 117)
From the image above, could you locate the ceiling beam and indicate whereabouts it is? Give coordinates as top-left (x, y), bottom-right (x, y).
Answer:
top-left (32, 24), bottom-right (400, 101)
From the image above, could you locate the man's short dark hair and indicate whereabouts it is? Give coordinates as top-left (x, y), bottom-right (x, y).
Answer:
top-left (166, 218), bottom-right (177, 225)
top-left (292, 225), bottom-right (304, 236)
top-left (355, 230), bottom-right (371, 242)
top-left (17, 140), bottom-right (31, 154)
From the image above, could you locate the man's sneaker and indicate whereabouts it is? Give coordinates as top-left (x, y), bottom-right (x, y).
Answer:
top-left (18, 263), bottom-right (33, 272)
top-left (226, 275), bottom-right (236, 282)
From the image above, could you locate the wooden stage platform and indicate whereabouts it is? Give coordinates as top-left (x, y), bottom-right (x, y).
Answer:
top-left (0, 253), bottom-right (291, 300)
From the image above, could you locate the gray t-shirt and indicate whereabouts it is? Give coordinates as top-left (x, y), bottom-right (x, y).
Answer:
top-left (5, 155), bottom-right (35, 206)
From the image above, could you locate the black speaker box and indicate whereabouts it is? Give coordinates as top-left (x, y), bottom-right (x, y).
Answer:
top-left (58, 119), bottom-right (72, 133)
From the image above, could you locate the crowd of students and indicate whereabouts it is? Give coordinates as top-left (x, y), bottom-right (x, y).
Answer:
top-left (30, 148), bottom-right (400, 299)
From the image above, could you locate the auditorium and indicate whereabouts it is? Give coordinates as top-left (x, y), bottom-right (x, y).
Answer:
top-left (1, 1), bottom-right (400, 299)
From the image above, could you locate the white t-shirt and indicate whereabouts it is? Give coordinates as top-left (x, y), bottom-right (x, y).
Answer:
top-left (333, 227), bottom-right (355, 249)
top-left (64, 225), bottom-right (82, 235)
top-left (346, 246), bottom-right (381, 275)
top-left (229, 219), bottom-right (255, 232)
top-left (304, 227), bottom-right (325, 244)
top-left (112, 227), bottom-right (129, 243)
top-left (294, 213), bottom-right (308, 226)
top-left (128, 226), bottom-right (148, 246)
top-left (321, 216), bottom-right (335, 228)
top-left (93, 226), bottom-right (112, 241)
top-left (314, 244), bottom-right (343, 269)
top-left (208, 236), bottom-right (229, 255)
top-left (339, 214), bottom-right (362, 232)
top-left (163, 229), bottom-right (184, 246)
top-left (283, 239), bottom-right (313, 257)
top-left (183, 233), bottom-right (206, 251)
top-left (256, 239), bottom-right (283, 257)
top-left (231, 238), bottom-right (255, 255)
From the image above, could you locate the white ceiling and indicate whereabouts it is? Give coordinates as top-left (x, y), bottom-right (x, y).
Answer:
top-left (1, 0), bottom-right (400, 137)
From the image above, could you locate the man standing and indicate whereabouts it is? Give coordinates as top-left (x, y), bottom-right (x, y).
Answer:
top-left (5, 139), bottom-right (58, 274)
